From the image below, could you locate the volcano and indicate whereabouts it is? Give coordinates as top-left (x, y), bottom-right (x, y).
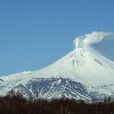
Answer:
top-left (0, 32), bottom-right (114, 102)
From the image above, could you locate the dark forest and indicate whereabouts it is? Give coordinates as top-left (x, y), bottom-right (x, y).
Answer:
top-left (0, 95), bottom-right (114, 114)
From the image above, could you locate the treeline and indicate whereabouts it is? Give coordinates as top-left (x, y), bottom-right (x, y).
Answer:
top-left (0, 95), bottom-right (114, 114)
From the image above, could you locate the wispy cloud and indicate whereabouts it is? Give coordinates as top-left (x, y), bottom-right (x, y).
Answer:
top-left (74, 32), bottom-right (114, 49)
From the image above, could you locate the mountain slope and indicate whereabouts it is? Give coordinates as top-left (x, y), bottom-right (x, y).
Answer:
top-left (0, 32), bottom-right (114, 102)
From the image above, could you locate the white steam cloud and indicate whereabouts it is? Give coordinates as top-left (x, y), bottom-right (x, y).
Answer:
top-left (74, 32), bottom-right (114, 49)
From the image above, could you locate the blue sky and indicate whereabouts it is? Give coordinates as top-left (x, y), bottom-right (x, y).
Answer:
top-left (0, 0), bottom-right (114, 76)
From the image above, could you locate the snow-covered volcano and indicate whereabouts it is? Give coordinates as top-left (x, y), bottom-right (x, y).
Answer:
top-left (0, 32), bottom-right (114, 102)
